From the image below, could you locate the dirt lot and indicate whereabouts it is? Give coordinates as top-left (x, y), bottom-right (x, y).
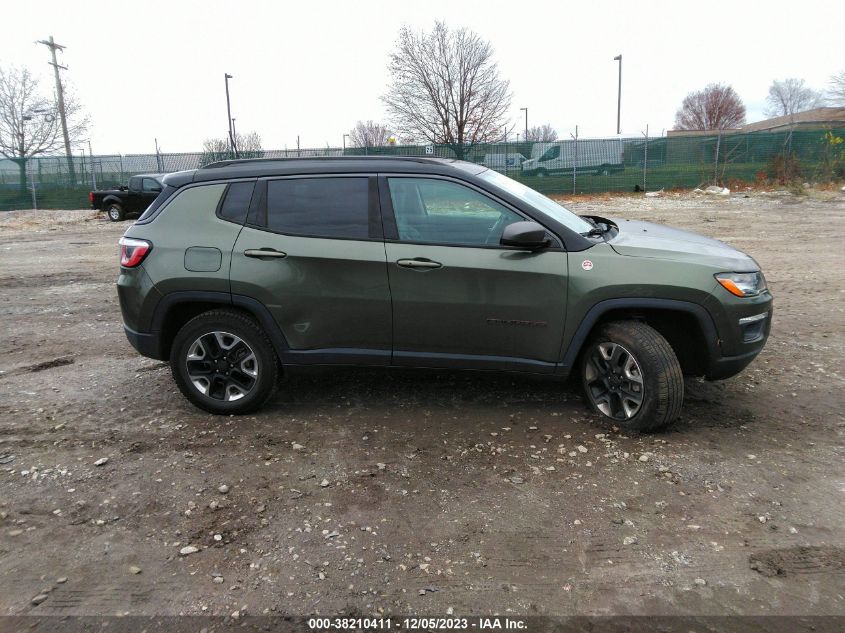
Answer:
top-left (0, 189), bottom-right (843, 618)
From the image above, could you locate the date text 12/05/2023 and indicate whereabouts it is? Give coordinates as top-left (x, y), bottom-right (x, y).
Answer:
top-left (307, 617), bottom-right (528, 630)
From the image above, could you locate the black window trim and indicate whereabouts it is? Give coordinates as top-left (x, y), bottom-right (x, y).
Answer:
top-left (377, 173), bottom-right (564, 251)
top-left (244, 173), bottom-right (383, 242)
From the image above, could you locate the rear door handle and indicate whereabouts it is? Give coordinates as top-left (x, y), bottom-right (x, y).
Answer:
top-left (397, 258), bottom-right (442, 269)
top-left (244, 248), bottom-right (287, 259)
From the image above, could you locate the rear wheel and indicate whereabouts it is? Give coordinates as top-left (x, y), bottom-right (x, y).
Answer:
top-left (170, 310), bottom-right (278, 415)
top-left (581, 320), bottom-right (683, 432)
top-left (106, 203), bottom-right (125, 222)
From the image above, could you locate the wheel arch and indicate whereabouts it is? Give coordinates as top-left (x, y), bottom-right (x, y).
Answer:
top-left (150, 291), bottom-right (289, 361)
top-left (561, 298), bottom-right (719, 377)
top-left (103, 195), bottom-right (124, 207)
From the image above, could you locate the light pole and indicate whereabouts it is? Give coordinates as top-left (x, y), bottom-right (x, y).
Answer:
top-left (224, 73), bottom-right (235, 155)
top-left (520, 107), bottom-right (528, 141)
top-left (343, 133), bottom-right (350, 152)
top-left (614, 55), bottom-right (622, 135)
top-left (231, 117), bottom-right (237, 145)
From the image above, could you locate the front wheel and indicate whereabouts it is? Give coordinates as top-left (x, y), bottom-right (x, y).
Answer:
top-left (581, 320), bottom-right (683, 432)
top-left (106, 203), bottom-right (125, 222)
top-left (170, 310), bottom-right (279, 415)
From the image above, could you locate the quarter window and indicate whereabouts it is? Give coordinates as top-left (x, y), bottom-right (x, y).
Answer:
top-left (266, 178), bottom-right (369, 239)
top-left (388, 178), bottom-right (523, 247)
top-left (218, 181), bottom-right (255, 224)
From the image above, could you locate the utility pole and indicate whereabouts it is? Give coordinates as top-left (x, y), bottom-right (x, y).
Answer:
top-left (37, 36), bottom-right (75, 185)
top-left (613, 55), bottom-right (622, 135)
top-left (520, 107), bottom-right (528, 141)
top-left (87, 139), bottom-right (96, 189)
top-left (224, 73), bottom-right (237, 156)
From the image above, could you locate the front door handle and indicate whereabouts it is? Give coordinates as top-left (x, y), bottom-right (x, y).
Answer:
top-left (244, 248), bottom-right (287, 259)
top-left (397, 258), bottom-right (442, 269)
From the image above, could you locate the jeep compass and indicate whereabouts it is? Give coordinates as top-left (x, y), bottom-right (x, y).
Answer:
top-left (117, 157), bottom-right (772, 431)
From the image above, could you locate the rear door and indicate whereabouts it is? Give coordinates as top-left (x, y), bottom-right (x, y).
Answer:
top-left (230, 175), bottom-right (392, 365)
top-left (381, 175), bottom-right (568, 372)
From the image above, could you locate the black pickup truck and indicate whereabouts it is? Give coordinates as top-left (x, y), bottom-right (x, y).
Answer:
top-left (90, 174), bottom-right (165, 221)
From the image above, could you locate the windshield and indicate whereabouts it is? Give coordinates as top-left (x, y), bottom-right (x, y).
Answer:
top-left (476, 169), bottom-right (593, 234)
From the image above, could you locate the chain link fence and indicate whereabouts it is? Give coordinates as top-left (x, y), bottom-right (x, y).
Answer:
top-left (1, 128), bottom-right (843, 211)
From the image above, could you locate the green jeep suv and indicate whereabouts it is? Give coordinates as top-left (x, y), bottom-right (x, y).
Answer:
top-left (117, 157), bottom-right (771, 431)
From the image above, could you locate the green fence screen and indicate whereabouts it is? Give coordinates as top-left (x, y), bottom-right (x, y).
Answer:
top-left (1, 128), bottom-right (843, 211)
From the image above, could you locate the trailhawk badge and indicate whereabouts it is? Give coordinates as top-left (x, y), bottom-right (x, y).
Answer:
top-left (581, 259), bottom-right (594, 271)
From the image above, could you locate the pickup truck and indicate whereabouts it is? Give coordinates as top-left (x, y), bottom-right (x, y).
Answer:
top-left (90, 174), bottom-right (165, 221)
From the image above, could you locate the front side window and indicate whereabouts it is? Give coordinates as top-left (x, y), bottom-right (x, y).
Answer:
top-left (540, 145), bottom-right (560, 161)
top-left (266, 177), bottom-right (369, 239)
top-left (388, 178), bottom-right (523, 247)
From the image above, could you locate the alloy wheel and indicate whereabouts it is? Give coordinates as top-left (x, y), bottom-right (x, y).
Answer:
top-left (584, 342), bottom-right (644, 420)
top-left (185, 331), bottom-right (258, 401)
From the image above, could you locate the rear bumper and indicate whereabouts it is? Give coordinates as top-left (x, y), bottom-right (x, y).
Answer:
top-left (124, 325), bottom-right (165, 360)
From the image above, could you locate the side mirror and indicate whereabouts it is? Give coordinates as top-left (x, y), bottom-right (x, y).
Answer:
top-left (500, 221), bottom-right (550, 250)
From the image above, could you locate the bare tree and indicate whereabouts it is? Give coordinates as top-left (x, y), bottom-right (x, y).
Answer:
top-left (829, 71), bottom-right (845, 107)
top-left (764, 78), bottom-right (824, 117)
top-left (0, 66), bottom-right (87, 193)
top-left (348, 120), bottom-right (393, 147)
top-left (674, 83), bottom-right (746, 131)
top-left (382, 21), bottom-right (512, 158)
top-left (201, 131), bottom-right (263, 165)
top-left (525, 124), bottom-right (558, 142)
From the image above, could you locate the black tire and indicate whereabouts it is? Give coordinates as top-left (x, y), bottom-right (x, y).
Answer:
top-left (536, 168), bottom-right (547, 178)
top-left (106, 203), bottom-right (125, 222)
top-left (596, 165), bottom-right (612, 176)
top-left (170, 309), bottom-right (279, 415)
top-left (581, 320), bottom-right (683, 432)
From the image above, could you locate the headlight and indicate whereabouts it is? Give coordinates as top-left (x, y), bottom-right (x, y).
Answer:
top-left (715, 272), bottom-right (767, 297)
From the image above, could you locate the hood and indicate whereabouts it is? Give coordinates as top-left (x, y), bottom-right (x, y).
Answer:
top-left (607, 218), bottom-right (758, 271)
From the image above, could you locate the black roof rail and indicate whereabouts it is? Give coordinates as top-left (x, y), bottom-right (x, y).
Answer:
top-left (201, 156), bottom-right (454, 169)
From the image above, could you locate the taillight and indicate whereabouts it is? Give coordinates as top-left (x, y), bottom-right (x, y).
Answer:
top-left (89, 192), bottom-right (94, 203)
top-left (119, 237), bottom-right (152, 268)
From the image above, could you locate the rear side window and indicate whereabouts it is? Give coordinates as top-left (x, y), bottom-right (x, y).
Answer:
top-left (142, 178), bottom-right (162, 193)
top-left (218, 181), bottom-right (255, 224)
top-left (266, 177), bottom-right (369, 239)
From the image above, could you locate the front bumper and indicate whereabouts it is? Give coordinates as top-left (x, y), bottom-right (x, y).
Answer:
top-left (703, 289), bottom-right (773, 380)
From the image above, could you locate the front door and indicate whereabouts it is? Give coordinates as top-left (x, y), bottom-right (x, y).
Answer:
top-left (381, 176), bottom-right (568, 372)
top-left (230, 175), bottom-right (392, 365)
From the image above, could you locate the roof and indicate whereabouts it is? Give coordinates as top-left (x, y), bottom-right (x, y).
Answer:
top-left (740, 107), bottom-right (845, 133)
top-left (668, 107), bottom-right (845, 137)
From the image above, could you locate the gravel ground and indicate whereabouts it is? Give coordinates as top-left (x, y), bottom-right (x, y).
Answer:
top-left (0, 189), bottom-right (843, 618)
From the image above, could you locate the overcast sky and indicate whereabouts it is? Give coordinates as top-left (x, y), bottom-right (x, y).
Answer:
top-left (1, 0), bottom-right (841, 154)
